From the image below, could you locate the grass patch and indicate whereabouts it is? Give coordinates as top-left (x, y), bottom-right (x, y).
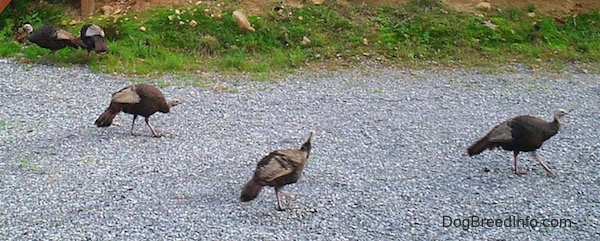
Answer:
top-left (17, 154), bottom-right (41, 173)
top-left (0, 119), bottom-right (8, 130)
top-left (1, 0), bottom-right (600, 78)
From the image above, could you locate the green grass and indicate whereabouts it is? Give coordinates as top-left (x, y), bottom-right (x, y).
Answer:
top-left (1, 0), bottom-right (600, 77)
top-left (0, 119), bottom-right (8, 130)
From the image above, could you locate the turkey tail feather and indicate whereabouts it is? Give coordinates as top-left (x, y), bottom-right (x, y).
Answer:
top-left (240, 179), bottom-right (263, 202)
top-left (467, 136), bottom-right (490, 156)
top-left (69, 38), bottom-right (88, 49)
top-left (92, 36), bottom-right (108, 54)
top-left (95, 103), bottom-right (121, 127)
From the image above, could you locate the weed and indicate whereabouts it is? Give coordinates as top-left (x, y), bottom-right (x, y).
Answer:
top-left (19, 157), bottom-right (28, 166)
top-left (527, 4), bottom-right (537, 13)
top-left (504, 7), bottom-right (522, 21)
top-left (409, 0), bottom-right (442, 12)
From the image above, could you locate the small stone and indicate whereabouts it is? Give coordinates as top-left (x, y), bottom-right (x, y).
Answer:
top-left (139, 26), bottom-right (146, 31)
top-left (232, 10), bottom-right (255, 32)
top-left (482, 20), bottom-right (498, 29)
top-left (476, 2), bottom-right (491, 11)
top-left (301, 36), bottom-right (311, 45)
top-left (100, 5), bottom-right (114, 16)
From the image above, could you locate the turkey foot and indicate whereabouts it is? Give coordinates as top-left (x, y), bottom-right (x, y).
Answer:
top-left (512, 152), bottom-right (527, 175)
top-left (279, 190), bottom-right (293, 196)
top-left (532, 151), bottom-right (555, 177)
top-left (514, 169), bottom-right (527, 175)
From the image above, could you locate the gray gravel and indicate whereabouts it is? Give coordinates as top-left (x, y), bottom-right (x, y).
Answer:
top-left (0, 58), bottom-right (599, 240)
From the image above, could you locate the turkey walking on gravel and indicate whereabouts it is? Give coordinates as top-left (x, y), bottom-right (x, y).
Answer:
top-left (95, 84), bottom-right (180, 137)
top-left (240, 131), bottom-right (315, 211)
top-left (467, 109), bottom-right (568, 176)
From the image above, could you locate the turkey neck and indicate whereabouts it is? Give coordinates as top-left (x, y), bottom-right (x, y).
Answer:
top-left (542, 118), bottom-right (561, 140)
top-left (300, 140), bottom-right (312, 158)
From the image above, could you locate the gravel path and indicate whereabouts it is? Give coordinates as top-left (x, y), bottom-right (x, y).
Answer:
top-left (0, 58), bottom-right (599, 240)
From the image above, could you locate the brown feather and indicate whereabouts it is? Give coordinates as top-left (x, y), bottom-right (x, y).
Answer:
top-left (55, 28), bottom-right (77, 41)
top-left (239, 179), bottom-right (263, 202)
top-left (84, 24), bottom-right (105, 37)
top-left (25, 24), bottom-right (87, 52)
top-left (94, 84), bottom-right (179, 136)
top-left (240, 131), bottom-right (315, 209)
top-left (467, 121), bottom-right (512, 156)
top-left (466, 109), bottom-right (567, 175)
top-left (80, 24), bottom-right (109, 56)
top-left (111, 86), bottom-right (141, 104)
top-left (94, 102), bottom-right (122, 127)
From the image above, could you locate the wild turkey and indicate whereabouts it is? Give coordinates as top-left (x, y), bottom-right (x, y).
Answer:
top-left (79, 24), bottom-right (108, 57)
top-left (467, 109), bottom-right (568, 176)
top-left (95, 84), bottom-right (180, 137)
top-left (23, 24), bottom-right (87, 55)
top-left (240, 131), bottom-right (315, 211)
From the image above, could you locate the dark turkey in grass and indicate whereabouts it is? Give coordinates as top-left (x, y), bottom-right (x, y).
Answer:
top-left (23, 24), bottom-right (87, 55)
top-left (95, 84), bottom-right (180, 137)
top-left (240, 131), bottom-right (315, 211)
top-left (467, 109), bottom-right (568, 176)
top-left (79, 24), bottom-right (108, 57)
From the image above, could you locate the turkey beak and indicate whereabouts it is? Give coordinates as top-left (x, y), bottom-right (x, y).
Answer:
top-left (559, 113), bottom-right (567, 121)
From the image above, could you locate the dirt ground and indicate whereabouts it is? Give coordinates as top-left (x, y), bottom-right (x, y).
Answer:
top-left (89, 0), bottom-right (599, 17)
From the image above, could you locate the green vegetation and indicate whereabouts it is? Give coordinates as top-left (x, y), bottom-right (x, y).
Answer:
top-left (1, 0), bottom-right (600, 76)
top-left (0, 119), bottom-right (7, 129)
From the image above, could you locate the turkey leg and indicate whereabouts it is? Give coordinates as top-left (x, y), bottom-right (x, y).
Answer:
top-left (531, 151), bottom-right (555, 176)
top-left (513, 151), bottom-right (527, 175)
top-left (279, 190), bottom-right (292, 196)
top-left (130, 115), bottom-right (140, 136)
top-left (145, 117), bottom-right (161, 137)
top-left (274, 186), bottom-right (285, 211)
